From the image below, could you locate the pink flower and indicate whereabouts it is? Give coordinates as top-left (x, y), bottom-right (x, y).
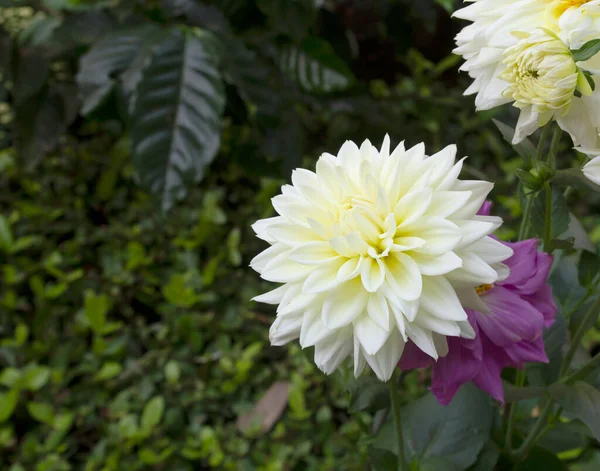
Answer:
top-left (399, 234), bottom-right (556, 405)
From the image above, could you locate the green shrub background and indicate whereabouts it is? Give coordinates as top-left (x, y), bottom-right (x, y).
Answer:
top-left (2, 1), bottom-right (600, 470)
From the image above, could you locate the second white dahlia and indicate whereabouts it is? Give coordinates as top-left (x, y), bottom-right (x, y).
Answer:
top-left (251, 137), bottom-right (512, 381)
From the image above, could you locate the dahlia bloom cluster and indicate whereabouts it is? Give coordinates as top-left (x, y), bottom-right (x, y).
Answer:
top-left (250, 136), bottom-right (556, 404)
top-left (454, 0), bottom-right (600, 152)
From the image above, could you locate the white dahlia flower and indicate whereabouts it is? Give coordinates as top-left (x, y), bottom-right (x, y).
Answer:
top-left (583, 155), bottom-right (600, 184)
top-left (251, 137), bottom-right (512, 381)
top-left (455, 0), bottom-right (600, 146)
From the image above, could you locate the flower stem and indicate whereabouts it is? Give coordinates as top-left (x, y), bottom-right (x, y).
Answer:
top-left (563, 351), bottom-right (600, 384)
top-left (548, 125), bottom-right (562, 167)
top-left (560, 295), bottom-right (600, 377)
top-left (543, 182), bottom-right (552, 253)
top-left (512, 398), bottom-right (554, 460)
top-left (518, 195), bottom-right (534, 241)
top-left (505, 369), bottom-right (525, 451)
top-left (388, 371), bottom-right (406, 471)
top-left (535, 125), bottom-right (551, 162)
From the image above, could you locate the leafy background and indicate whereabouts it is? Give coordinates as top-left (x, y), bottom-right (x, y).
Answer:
top-left (1, 0), bottom-right (600, 470)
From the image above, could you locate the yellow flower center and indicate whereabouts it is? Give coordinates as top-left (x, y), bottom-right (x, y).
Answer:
top-left (546, 0), bottom-right (590, 25)
top-left (475, 284), bottom-right (494, 295)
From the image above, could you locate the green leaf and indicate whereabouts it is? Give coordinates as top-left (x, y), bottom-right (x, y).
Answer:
top-left (162, 274), bottom-right (197, 308)
top-left (257, 0), bottom-right (315, 40)
top-left (23, 365), bottom-right (51, 391)
top-left (435, 0), bottom-right (455, 14)
top-left (469, 441), bottom-right (501, 471)
top-left (578, 250), bottom-right (600, 288)
top-left (554, 168), bottom-right (600, 193)
top-left (531, 186), bottom-right (570, 241)
top-left (502, 381), bottom-right (545, 403)
top-left (572, 39), bottom-right (600, 62)
top-left (0, 389), bottom-right (19, 422)
top-left (94, 362), bottom-right (122, 381)
top-left (347, 376), bottom-right (389, 413)
top-left (131, 29), bottom-right (225, 211)
top-left (492, 119), bottom-right (536, 161)
top-left (375, 384), bottom-right (493, 469)
top-left (0, 215), bottom-right (13, 253)
top-left (77, 25), bottom-right (159, 115)
top-left (368, 447), bottom-right (397, 471)
top-left (420, 457), bottom-right (462, 471)
top-left (164, 360), bottom-right (181, 384)
top-left (84, 290), bottom-right (109, 333)
top-left (27, 402), bottom-right (54, 424)
top-left (528, 312), bottom-right (567, 386)
top-left (549, 382), bottom-right (600, 441)
top-left (515, 446), bottom-right (568, 470)
top-left (141, 396), bottom-right (165, 432)
top-left (278, 37), bottom-right (355, 93)
top-left (0, 368), bottom-right (22, 388)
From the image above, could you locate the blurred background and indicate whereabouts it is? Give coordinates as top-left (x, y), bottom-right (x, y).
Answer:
top-left (1, 0), bottom-right (599, 470)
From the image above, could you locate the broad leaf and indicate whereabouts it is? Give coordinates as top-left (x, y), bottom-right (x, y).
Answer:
top-left (131, 29), bottom-right (225, 211)
top-left (578, 250), bottom-right (600, 288)
top-left (503, 381), bottom-right (545, 403)
top-left (257, 0), bottom-right (316, 40)
top-left (347, 376), bottom-right (389, 413)
top-left (468, 441), bottom-right (500, 471)
top-left (515, 446), bottom-right (567, 470)
top-left (531, 185), bottom-right (570, 242)
top-left (278, 37), bottom-right (355, 93)
top-left (554, 168), bottom-right (600, 193)
top-left (492, 119), bottom-right (536, 162)
top-left (528, 312), bottom-right (567, 386)
top-left (549, 382), bottom-right (600, 441)
top-left (572, 39), bottom-right (600, 63)
top-left (77, 25), bottom-right (159, 115)
top-left (375, 383), bottom-right (494, 469)
top-left (368, 447), bottom-right (397, 471)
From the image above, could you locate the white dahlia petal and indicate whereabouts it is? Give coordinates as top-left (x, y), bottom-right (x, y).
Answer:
top-left (251, 137), bottom-right (510, 381)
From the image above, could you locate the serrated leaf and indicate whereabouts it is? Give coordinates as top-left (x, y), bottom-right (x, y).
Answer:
top-left (278, 37), bottom-right (355, 93)
top-left (77, 25), bottom-right (159, 115)
top-left (531, 185), bottom-right (570, 241)
top-left (131, 29), bottom-right (225, 211)
top-left (549, 382), bottom-right (600, 441)
top-left (573, 39), bottom-right (600, 62)
top-left (141, 396), bottom-right (165, 432)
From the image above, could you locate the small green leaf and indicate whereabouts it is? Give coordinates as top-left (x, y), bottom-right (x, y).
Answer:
top-left (0, 389), bottom-right (19, 422)
top-left (14, 323), bottom-right (29, 346)
top-left (27, 402), bottom-right (54, 424)
top-left (53, 412), bottom-right (74, 431)
top-left (531, 186), bottom-right (570, 241)
top-left (164, 360), bottom-right (181, 384)
top-left (578, 250), bottom-right (600, 288)
top-left (94, 362), bottom-right (122, 381)
top-left (0, 368), bottom-right (22, 388)
top-left (126, 241), bottom-right (148, 270)
top-left (162, 274), bottom-right (197, 308)
top-left (0, 215), bottom-right (13, 253)
top-left (141, 396), bottom-right (165, 433)
top-left (572, 39), bottom-right (600, 62)
top-left (84, 290), bottom-right (109, 333)
top-left (549, 382), bottom-right (600, 441)
top-left (23, 365), bottom-right (51, 391)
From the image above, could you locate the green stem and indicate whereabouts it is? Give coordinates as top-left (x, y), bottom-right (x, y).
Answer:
top-left (512, 399), bottom-right (554, 460)
top-left (518, 195), bottom-right (534, 241)
top-left (563, 351), bottom-right (600, 384)
top-left (543, 182), bottom-right (552, 253)
top-left (388, 371), bottom-right (406, 471)
top-left (560, 295), bottom-right (600, 377)
top-left (535, 125), bottom-right (551, 162)
top-left (548, 126), bottom-right (562, 167)
top-left (505, 369), bottom-right (526, 451)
